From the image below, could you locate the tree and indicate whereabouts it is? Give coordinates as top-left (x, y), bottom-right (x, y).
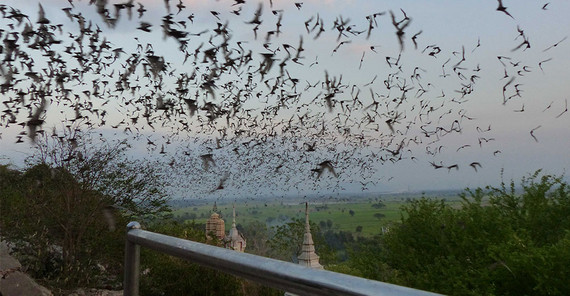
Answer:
top-left (322, 229), bottom-right (355, 261)
top-left (0, 131), bottom-right (170, 288)
top-left (373, 171), bottom-right (570, 295)
top-left (373, 213), bottom-right (385, 220)
top-left (29, 130), bottom-right (170, 218)
top-left (333, 235), bottom-right (396, 283)
top-left (371, 202), bottom-right (386, 209)
top-left (240, 220), bottom-right (272, 257)
top-left (267, 218), bottom-right (336, 265)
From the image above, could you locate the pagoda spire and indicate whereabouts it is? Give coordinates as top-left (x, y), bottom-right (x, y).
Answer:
top-left (297, 202), bottom-right (323, 269)
top-left (229, 203), bottom-right (238, 241)
top-left (305, 202), bottom-right (310, 233)
top-left (232, 203), bottom-right (237, 228)
top-left (227, 202), bottom-right (246, 252)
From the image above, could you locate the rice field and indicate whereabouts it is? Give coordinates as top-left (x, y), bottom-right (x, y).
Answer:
top-left (171, 193), bottom-right (463, 236)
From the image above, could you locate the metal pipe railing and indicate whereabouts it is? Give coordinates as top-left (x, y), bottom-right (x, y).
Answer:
top-left (123, 221), bottom-right (441, 296)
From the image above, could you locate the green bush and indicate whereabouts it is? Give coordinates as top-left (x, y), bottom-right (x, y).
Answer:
top-left (379, 171), bottom-right (570, 295)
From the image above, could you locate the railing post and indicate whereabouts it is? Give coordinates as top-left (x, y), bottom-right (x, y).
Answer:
top-left (124, 221), bottom-right (141, 296)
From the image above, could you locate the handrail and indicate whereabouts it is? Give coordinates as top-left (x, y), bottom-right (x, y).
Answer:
top-left (123, 221), bottom-right (442, 296)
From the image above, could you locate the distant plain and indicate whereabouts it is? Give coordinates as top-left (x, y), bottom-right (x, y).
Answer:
top-left (171, 191), bottom-right (464, 236)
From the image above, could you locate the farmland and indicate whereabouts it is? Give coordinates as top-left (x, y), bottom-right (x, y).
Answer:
top-left (171, 191), bottom-right (463, 237)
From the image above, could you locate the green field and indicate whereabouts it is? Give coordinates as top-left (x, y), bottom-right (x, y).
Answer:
top-left (171, 194), bottom-right (463, 237)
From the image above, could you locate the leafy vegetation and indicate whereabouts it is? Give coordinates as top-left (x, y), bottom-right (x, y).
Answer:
top-left (339, 171), bottom-right (570, 295)
top-left (0, 133), bottom-right (170, 290)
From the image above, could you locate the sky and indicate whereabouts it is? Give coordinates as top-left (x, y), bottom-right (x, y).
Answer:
top-left (0, 0), bottom-right (569, 199)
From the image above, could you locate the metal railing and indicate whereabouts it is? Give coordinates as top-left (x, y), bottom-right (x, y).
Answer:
top-left (124, 221), bottom-right (441, 296)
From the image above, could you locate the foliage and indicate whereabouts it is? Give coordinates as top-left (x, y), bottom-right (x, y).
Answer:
top-left (329, 235), bottom-right (395, 283)
top-left (371, 202), bottom-right (386, 209)
top-left (1, 163), bottom-right (126, 288)
top-left (373, 213), bottom-right (385, 219)
top-left (267, 218), bottom-right (336, 265)
top-left (374, 171), bottom-right (570, 295)
top-left (240, 220), bottom-right (272, 257)
top-left (0, 132), bottom-right (170, 289)
top-left (28, 131), bottom-right (171, 218)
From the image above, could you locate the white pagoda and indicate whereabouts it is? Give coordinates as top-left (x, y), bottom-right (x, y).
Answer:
top-left (225, 203), bottom-right (247, 252)
top-left (296, 202), bottom-right (323, 269)
top-left (285, 202), bottom-right (324, 296)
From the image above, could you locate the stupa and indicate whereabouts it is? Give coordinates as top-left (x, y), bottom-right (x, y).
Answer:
top-left (225, 203), bottom-right (247, 252)
top-left (296, 202), bottom-right (323, 269)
